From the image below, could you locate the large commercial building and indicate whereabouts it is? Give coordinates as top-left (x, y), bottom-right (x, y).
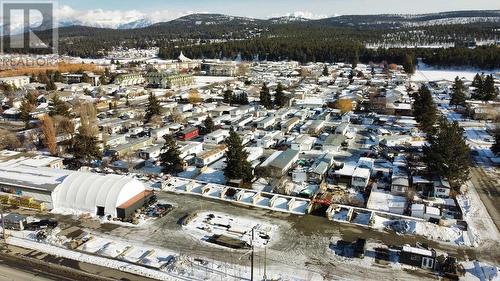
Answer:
top-left (145, 72), bottom-right (195, 89)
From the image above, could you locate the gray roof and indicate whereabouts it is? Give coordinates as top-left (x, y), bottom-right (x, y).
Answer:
top-left (269, 149), bottom-right (299, 169)
top-left (3, 213), bottom-right (27, 223)
top-left (0, 165), bottom-right (71, 192)
top-left (324, 134), bottom-right (346, 146)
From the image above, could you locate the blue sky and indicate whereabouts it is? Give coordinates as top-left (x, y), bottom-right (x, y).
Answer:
top-left (59, 0), bottom-right (500, 18)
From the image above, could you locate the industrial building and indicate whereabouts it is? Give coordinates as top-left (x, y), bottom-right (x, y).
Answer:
top-left (0, 153), bottom-right (151, 219)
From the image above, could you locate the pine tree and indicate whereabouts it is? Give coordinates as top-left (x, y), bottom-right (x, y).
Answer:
top-left (238, 92), bottom-right (249, 105)
top-left (352, 49), bottom-right (359, 68)
top-left (204, 116), bottom-right (215, 134)
top-left (223, 89), bottom-right (233, 104)
top-left (472, 73), bottom-right (485, 100)
top-left (403, 53), bottom-right (416, 75)
top-left (53, 71), bottom-right (63, 82)
top-left (413, 85), bottom-right (437, 133)
top-left (159, 135), bottom-right (183, 174)
top-left (424, 117), bottom-right (470, 190)
top-left (259, 83), bottom-right (272, 109)
top-left (492, 127), bottom-right (500, 156)
top-left (274, 83), bottom-right (286, 108)
top-left (81, 73), bottom-right (91, 84)
top-left (72, 133), bottom-right (102, 166)
top-left (450, 76), bottom-right (466, 108)
top-left (49, 94), bottom-right (70, 117)
top-left (322, 65), bottom-right (329, 76)
top-left (482, 74), bottom-right (497, 101)
top-left (472, 73), bottom-right (482, 88)
top-left (46, 79), bottom-right (57, 91)
top-left (145, 93), bottom-right (161, 122)
top-left (224, 129), bottom-right (253, 183)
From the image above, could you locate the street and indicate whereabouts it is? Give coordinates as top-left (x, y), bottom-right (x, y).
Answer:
top-left (469, 166), bottom-right (500, 232)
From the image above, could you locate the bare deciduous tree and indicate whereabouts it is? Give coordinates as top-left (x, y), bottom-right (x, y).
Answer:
top-left (188, 89), bottom-right (203, 104)
top-left (0, 129), bottom-right (21, 150)
top-left (170, 108), bottom-right (185, 124)
top-left (79, 102), bottom-right (99, 137)
top-left (39, 115), bottom-right (58, 155)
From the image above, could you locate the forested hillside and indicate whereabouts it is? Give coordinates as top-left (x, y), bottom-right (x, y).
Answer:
top-left (4, 11), bottom-right (500, 68)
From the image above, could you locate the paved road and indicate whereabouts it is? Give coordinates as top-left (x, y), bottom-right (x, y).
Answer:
top-left (470, 166), bottom-right (500, 232)
top-left (0, 258), bottom-right (55, 281)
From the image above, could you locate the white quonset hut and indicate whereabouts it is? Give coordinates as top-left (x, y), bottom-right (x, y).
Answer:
top-left (52, 172), bottom-right (147, 217)
top-left (0, 162), bottom-right (149, 218)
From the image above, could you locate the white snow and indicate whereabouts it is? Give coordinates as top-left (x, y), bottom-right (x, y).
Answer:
top-left (461, 260), bottom-right (500, 281)
top-left (182, 211), bottom-right (277, 248)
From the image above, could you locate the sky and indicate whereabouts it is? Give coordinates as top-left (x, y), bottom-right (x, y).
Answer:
top-left (4, 0), bottom-right (500, 32)
top-left (59, 0), bottom-right (500, 19)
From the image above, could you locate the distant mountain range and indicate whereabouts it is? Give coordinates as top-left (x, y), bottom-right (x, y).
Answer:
top-left (48, 10), bottom-right (500, 30)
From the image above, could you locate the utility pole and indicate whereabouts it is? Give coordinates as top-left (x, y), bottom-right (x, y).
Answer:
top-left (250, 227), bottom-right (254, 281)
top-left (1, 203), bottom-right (5, 241)
top-left (263, 246), bottom-right (267, 281)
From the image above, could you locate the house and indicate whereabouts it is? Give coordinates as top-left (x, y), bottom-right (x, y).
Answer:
top-left (291, 135), bottom-right (315, 152)
top-left (309, 158), bottom-right (331, 183)
top-left (323, 134), bottom-right (347, 153)
top-left (257, 116), bottom-right (276, 130)
top-left (292, 167), bottom-right (308, 183)
top-left (195, 145), bottom-right (226, 167)
top-left (335, 122), bottom-right (350, 135)
top-left (332, 162), bottom-right (356, 185)
top-left (0, 76), bottom-right (30, 88)
top-left (2, 213), bottom-right (28, 230)
top-left (399, 245), bottom-right (436, 270)
top-left (150, 127), bottom-right (170, 140)
top-left (308, 120), bottom-right (325, 136)
top-left (390, 156), bottom-right (409, 195)
top-left (433, 178), bottom-right (451, 198)
top-left (411, 204), bottom-right (441, 221)
top-left (204, 129), bottom-right (230, 144)
top-left (179, 141), bottom-right (204, 159)
top-left (258, 149), bottom-right (299, 177)
top-left (281, 117), bottom-right (300, 133)
top-left (178, 127), bottom-right (199, 141)
top-left (351, 167), bottom-right (371, 189)
top-left (366, 189), bottom-right (407, 215)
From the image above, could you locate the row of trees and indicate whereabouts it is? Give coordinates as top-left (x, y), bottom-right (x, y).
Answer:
top-left (223, 89), bottom-right (249, 105)
top-left (413, 85), bottom-right (471, 190)
top-left (471, 73), bottom-right (497, 101)
top-left (159, 128), bottom-right (253, 184)
top-left (259, 83), bottom-right (288, 109)
top-left (19, 92), bottom-right (71, 128)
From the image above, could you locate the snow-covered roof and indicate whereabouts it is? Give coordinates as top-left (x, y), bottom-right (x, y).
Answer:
top-left (402, 245), bottom-right (434, 257)
top-left (0, 165), bottom-right (71, 192)
top-left (352, 167), bottom-right (370, 179)
top-left (177, 51), bottom-right (192, 62)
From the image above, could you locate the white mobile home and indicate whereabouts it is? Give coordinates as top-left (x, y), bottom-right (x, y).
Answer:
top-left (257, 116), bottom-right (276, 130)
top-left (195, 145), bottom-right (226, 167)
top-left (204, 129), bottom-right (230, 144)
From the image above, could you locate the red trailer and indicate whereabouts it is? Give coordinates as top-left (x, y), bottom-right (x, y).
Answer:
top-left (179, 127), bottom-right (199, 140)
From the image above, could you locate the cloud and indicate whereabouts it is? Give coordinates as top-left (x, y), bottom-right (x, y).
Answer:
top-left (272, 11), bottom-right (332, 20)
top-left (55, 5), bottom-right (191, 29)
